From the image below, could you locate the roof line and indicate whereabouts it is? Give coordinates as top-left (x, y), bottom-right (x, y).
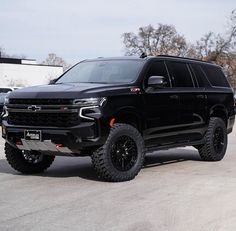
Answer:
top-left (157, 55), bottom-right (214, 64)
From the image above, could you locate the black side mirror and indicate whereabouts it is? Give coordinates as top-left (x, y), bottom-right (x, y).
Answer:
top-left (148, 76), bottom-right (166, 88)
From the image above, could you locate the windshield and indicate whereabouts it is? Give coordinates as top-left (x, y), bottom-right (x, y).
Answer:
top-left (57, 60), bottom-right (143, 84)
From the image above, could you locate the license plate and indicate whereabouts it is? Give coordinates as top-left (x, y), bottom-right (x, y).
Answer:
top-left (24, 130), bottom-right (41, 141)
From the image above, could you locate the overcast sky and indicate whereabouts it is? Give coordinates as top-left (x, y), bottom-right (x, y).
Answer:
top-left (0, 0), bottom-right (235, 65)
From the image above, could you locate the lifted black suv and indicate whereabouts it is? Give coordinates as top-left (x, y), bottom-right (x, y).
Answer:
top-left (1, 55), bottom-right (235, 181)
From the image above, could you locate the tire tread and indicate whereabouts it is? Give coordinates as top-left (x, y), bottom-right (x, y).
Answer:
top-left (91, 123), bottom-right (145, 182)
top-left (5, 143), bottom-right (55, 174)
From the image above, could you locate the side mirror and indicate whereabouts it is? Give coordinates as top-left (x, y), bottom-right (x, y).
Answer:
top-left (148, 76), bottom-right (166, 88)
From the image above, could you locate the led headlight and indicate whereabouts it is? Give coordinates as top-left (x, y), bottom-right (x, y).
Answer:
top-left (73, 97), bottom-right (107, 107)
top-left (75, 97), bottom-right (107, 121)
top-left (1, 105), bottom-right (8, 118)
top-left (4, 97), bottom-right (9, 105)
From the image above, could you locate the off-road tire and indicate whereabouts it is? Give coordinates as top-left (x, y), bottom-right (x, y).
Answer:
top-left (91, 123), bottom-right (145, 182)
top-left (198, 117), bottom-right (227, 161)
top-left (5, 143), bottom-right (55, 174)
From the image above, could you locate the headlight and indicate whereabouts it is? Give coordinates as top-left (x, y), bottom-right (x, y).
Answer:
top-left (2, 105), bottom-right (8, 118)
top-left (73, 97), bottom-right (107, 107)
top-left (4, 97), bottom-right (9, 105)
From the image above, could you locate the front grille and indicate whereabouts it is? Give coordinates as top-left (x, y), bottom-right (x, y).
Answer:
top-left (9, 98), bottom-right (73, 105)
top-left (8, 112), bottom-right (80, 127)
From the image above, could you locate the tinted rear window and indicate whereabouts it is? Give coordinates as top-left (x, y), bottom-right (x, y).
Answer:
top-left (201, 65), bottom-right (230, 87)
top-left (191, 64), bottom-right (210, 87)
top-left (169, 62), bottom-right (193, 87)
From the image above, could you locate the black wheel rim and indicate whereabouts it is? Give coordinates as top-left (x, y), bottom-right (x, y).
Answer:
top-left (22, 151), bottom-right (43, 164)
top-left (213, 127), bottom-right (225, 153)
top-left (110, 135), bottom-right (138, 171)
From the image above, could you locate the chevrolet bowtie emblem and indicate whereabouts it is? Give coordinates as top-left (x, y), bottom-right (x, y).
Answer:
top-left (27, 105), bottom-right (41, 112)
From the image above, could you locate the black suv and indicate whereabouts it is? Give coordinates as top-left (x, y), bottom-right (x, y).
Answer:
top-left (1, 56), bottom-right (235, 181)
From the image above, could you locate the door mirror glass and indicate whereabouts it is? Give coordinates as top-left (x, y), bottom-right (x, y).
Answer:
top-left (148, 76), bottom-right (166, 88)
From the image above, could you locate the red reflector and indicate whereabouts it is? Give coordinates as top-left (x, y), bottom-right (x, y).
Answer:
top-left (109, 118), bottom-right (115, 127)
top-left (56, 144), bottom-right (64, 147)
top-left (16, 141), bottom-right (22, 145)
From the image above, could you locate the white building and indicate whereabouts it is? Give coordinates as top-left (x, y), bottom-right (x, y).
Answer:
top-left (0, 57), bottom-right (63, 87)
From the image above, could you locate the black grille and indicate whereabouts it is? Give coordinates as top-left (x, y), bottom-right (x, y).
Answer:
top-left (9, 98), bottom-right (73, 105)
top-left (8, 112), bottom-right (80, 127)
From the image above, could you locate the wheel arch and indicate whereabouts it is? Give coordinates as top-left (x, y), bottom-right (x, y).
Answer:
top-left (209, 105), bottom-right (228, 126)
top-left (112, 107), bottom-right (143, 133)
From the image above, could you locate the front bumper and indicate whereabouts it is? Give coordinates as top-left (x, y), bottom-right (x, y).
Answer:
top-left (2, 120), bottom-right (108, 155)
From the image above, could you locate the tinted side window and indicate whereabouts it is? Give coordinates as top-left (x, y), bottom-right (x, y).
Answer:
top-left (146, 61), bottom-right (170, 87)
top-left (169, 62), bottom-right (193, 87)
top-left (191, 64), bottom-right (210, 87)
top-left (201, 65), bottom-right (230, 87)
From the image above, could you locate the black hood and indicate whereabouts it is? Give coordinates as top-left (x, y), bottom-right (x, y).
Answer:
top-left (9, 82), bottom-right (133, 99)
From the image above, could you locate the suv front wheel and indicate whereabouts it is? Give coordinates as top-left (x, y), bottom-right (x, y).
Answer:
top-left (5, 143), bottom-right (55, 174)
top-left (197, 117), bottom-right (227, 161)
top-left (92, 123), bottom-right (145, 182)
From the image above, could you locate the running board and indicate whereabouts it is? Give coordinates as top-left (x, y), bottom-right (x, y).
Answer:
top-left (146, 139), bottom-right (205, 153)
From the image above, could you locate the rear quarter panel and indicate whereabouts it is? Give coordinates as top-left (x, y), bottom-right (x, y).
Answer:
top-left (206, 88), bottom-right (235, 133)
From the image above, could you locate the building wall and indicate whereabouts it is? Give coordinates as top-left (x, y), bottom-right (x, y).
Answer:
top-left (0, 63), bottom-right (63, 87)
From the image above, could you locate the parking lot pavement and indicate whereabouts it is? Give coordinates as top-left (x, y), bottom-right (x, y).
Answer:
top-left (0, 129), bottom-right (236, 231)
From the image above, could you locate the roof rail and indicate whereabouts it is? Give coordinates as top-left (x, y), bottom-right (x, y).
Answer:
top-left (157, 55), bottom-right (214, 64)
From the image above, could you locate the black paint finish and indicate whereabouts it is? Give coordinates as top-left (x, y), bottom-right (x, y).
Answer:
top-left (2, 56), bottom-right (235, 155)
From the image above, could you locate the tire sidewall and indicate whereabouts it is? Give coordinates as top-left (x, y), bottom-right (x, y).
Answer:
top-left (5, 143), bottom-right (55, 174)
top-left (103, 125), bottom-right (144, 179)
top-left (209, 118), bottom-right (227, 161)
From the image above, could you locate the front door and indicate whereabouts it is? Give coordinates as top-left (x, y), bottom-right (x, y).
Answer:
top-left (143, 60), bottom-right (181, 147)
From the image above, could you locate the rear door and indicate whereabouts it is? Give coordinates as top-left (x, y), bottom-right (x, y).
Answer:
top-left (167, 61), bottom-right (206, 142)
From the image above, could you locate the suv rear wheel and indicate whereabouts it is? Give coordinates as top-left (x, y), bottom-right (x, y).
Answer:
top-left (91, 123), bottom-right (145, 182)
top-left (5, 143), bottom-right (55, 174)
top-left (197, 117), bottom-right (227, 161)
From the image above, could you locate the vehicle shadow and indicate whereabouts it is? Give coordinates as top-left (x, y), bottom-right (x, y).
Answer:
top-left (0, 148), bottom-right (201, 181)
top-left (144, 148), bottom-right (201, 168)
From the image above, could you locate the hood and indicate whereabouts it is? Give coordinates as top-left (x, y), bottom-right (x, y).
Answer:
top-left (9, 82), bottom-right (133, 99)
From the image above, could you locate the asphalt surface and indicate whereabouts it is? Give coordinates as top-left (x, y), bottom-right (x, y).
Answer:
top-left (0, 129), bottom-right (236, 231)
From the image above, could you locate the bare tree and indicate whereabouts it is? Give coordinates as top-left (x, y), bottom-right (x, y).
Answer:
top-left (122, 24), bottom-right (193, 57)
top-left (0, 46), bottom-right (26, 59)
top-left (122, 10), bottom-right (236, 87)
top-left (195, 10), bottom-right (236, 85)
top-left (42, 53), bottom-right (70, 71)
top-left (0, 46), bottom-right (6, 57)
top-left (4, 78), bottom-right (27, 87)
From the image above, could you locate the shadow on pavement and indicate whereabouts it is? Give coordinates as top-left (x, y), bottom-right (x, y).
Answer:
top-left (0, 148), bottom-right (201, 181)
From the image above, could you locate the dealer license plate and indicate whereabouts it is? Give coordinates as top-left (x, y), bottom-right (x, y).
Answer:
top-left (24, 130), bottom-right (41, 141)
